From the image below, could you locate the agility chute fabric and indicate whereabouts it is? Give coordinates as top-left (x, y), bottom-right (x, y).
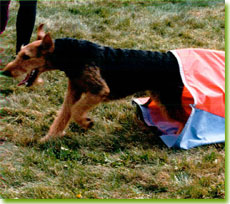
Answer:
top-left (171, 49), bottom-right (225, 118)
top-left (133, 48), bottom-right (225, 149)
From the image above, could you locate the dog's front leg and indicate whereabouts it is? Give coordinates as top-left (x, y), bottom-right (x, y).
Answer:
top-left (71, 88), bottom-right (109, 129)
top-left (70, 65), bottom-right (110, 129)
top-left (40, 80), bottom-right (81, 143)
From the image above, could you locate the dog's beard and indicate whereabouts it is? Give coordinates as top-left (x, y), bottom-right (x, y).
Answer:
top-left (18, 69), bottom-right (39, 87)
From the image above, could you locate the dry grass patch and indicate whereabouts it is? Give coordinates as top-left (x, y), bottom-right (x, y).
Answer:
top-left (0, 0), bottom-right (225, 199)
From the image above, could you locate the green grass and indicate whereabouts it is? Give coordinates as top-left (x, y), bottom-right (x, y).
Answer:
top-left (0, 0), bottom-right (225, 199)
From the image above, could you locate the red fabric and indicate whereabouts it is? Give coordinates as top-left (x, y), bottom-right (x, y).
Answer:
top-left (134, 97), bottom-right (181, 134)
top-left (172, 49), bottom-right (225, 118)
top-left (182, 86), bottom-right (193, 115)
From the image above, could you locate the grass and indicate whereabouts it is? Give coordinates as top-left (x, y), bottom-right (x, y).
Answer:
top-left (0, 0), bottom-right (225, 199)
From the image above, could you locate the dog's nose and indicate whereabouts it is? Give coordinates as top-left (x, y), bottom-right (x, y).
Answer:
top-left (0, 70), bottom-right (12, 77)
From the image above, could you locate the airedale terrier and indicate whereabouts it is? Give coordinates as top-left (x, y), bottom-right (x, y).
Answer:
top-left (3, 24), bottom-right (188, 142)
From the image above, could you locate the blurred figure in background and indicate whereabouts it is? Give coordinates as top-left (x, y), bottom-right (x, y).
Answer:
top-left (0, 0), bottom-right (37, 53)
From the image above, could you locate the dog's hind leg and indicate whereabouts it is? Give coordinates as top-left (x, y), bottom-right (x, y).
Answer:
top-left (40, 80), bottom-right (81, 143)
top-left (155, 87), bottom-right (189, 135)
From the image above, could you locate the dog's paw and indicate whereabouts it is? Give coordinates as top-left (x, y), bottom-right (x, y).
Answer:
top-left (39, 131), bottom-right (66, 143)
top-left (86, 118), bottom-right (94, 128)
top-left (34, 77), bottom-right (44, 86)
top-left (80, 118), bottom-right (94, 130)
top-left (39, 135), bottom-right (50, 144)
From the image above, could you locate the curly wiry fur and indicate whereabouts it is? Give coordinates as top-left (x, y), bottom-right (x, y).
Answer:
top-left (3, 25), bottom-right (188, 143)
top-left (51, 38), bottom-right (183, 98)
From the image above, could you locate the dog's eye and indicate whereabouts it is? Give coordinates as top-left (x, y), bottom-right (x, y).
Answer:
top-left (22, 54), bottom-right (30, 60)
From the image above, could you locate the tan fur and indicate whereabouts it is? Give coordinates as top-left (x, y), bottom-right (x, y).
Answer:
top-left (41, 71), bottom-right (109, 142)
top-left (40, 80), bottom-right (79, 142)
top-left (37, 24), bottom-right (46, 40)
top-left (3, 24), bottom-right (187, 143)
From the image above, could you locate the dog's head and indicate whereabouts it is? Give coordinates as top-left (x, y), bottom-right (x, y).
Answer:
top-left (2, 24), bottom-right (54, 87)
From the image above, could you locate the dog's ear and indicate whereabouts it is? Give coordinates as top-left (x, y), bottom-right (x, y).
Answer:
top-left (20, 45), bottom-right (25, 50)
top-left (37, 24), bottom-right (46, 40)
top-left (41, 33), bottom-right (54, 52)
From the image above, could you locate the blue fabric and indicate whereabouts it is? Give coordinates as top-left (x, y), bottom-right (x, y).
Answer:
top-left (134, 100), bottom-right (180, 134)
top-left (135, 103), bottom-right (154, 127)
top-left (134, 101), bottom-right (225, 149)
top-left (167, 107), bottom-right (225, 149)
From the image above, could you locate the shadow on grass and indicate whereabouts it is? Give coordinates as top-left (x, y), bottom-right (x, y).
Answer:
top-left (36, 116), bottom-right (166, 164)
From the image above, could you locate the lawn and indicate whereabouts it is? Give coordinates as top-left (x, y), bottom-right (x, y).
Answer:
top-left (0, 0), bottom-right (225, 199)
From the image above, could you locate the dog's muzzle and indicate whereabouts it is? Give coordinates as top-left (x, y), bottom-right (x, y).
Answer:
top-left (0, 70), bottom-right (12, 77)
top-left (18, 69), bottom-right (39, 87)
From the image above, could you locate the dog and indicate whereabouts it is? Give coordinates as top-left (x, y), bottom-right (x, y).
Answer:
top-left (2, 24), bottom-right (189, 142)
